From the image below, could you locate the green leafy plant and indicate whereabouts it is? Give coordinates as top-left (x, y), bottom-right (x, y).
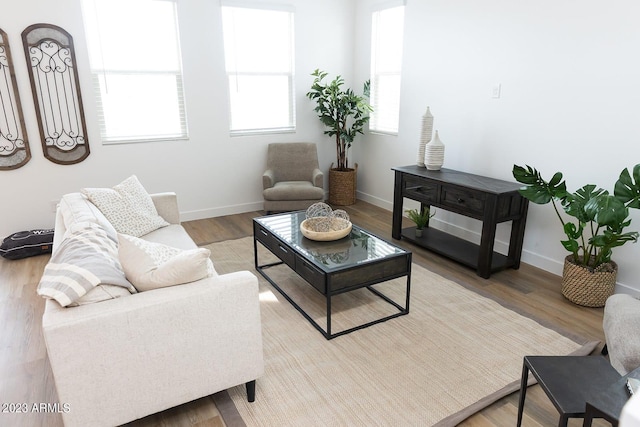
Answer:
top-left (306, 69), bottom-right (372, 171)
top-left (512, 164), bottom-right (640, 269)
top-left (404, 208), bottom-right (435, 230)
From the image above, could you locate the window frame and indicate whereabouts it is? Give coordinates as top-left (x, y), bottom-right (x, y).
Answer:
top-left (81, 0), bottom-right (189, 144)
top-left (369, 1), bottom-right (406, 136)
top-left (221, 1), bottom-right (296, 136)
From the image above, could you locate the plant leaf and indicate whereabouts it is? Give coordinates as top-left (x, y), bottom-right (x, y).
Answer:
top-left (615, 165), bottom-right (640, 208)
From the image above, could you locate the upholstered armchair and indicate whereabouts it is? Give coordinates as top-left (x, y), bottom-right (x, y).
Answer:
top-left (262, 142), bottom-right (324, 213)
top-left (603, 294), bottom-right (640, 375)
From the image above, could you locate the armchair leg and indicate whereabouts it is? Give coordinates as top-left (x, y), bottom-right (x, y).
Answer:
top-left (246, 380), bottom-right (256, 402)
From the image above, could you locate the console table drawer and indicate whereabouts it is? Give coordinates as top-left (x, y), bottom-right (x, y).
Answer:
top-left (295, 255), bottom-right (325, 294)
top-left (403, 176), bottom-right (438, 203)
top-left (440, 186), bottom-right (485, 217)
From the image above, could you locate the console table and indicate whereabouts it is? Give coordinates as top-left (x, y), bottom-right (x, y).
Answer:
top-left (392, 165), bottom-right (529, 278)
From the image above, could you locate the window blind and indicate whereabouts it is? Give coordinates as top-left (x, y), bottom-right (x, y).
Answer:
top-left (370, 5), bottom-right (405, 135)
top-left (82, 0), bottom-right (188, 143)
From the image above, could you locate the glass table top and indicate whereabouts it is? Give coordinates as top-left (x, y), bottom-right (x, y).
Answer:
top-left (255, 211), bottom-right (409, 272)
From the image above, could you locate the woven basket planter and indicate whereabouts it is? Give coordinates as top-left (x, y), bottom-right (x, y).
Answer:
top-left (328, 164), bottom-right (357, 206)
top-left (561, 255), bottom-right (617, 307)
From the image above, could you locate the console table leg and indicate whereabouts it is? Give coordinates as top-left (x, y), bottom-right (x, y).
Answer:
top-left (392, 170), bottom-right (403, 240)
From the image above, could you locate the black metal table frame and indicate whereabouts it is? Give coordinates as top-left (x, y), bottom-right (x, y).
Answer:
top-left (253, 235), bottom-right (411, 340)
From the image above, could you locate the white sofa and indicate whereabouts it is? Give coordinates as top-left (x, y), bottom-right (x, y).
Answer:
top-left (42, 190), bottom-right (264, 427)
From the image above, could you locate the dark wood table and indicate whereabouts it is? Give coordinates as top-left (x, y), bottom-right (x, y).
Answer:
top-left (253, 211), bottom-right (412, 340)
top-left (584, 366), bottom-right (640, 426)
top-left (517, 356), bottom-right (622, 427)
top-left (392, 166), bottom-right (529, 278)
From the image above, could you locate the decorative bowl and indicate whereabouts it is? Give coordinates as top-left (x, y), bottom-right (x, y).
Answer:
top-left (300, 217), bottom-right (352, 241)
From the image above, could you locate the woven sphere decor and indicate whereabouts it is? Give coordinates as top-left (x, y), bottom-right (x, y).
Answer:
top-left (561, 255), bottom-right (617, 307)
top-left (300, 203), bottom-right (352, 241)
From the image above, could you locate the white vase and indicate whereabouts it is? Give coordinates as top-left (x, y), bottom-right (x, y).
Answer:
top-left (417, 107), bottom-right (433, 167)
top-left (425, 130), bottom-right (445, 170)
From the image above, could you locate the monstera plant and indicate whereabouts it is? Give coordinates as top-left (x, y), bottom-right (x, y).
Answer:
top-left (512, 164), bottom-right (640, 306)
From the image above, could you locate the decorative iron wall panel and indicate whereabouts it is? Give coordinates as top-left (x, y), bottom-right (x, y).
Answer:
top-left (22, 23), bottom-right (89, 165)
top-left (0, 28), bottom-right (30, 170)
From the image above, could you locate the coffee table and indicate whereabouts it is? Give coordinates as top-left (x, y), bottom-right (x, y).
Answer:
top-left (253, 211), bottom-right (412, 340)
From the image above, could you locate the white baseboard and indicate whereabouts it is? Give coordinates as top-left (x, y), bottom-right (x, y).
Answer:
top-left (356, 190), bottom-right (394, 211)
top-left (180, 201), bottom-right (263, 222)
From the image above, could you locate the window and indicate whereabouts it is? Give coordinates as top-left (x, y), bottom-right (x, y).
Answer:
top-left (370, 3), bottom-right (405, 134)
top-left (81, 0), bottom-right (187, 143)
top-left (221, 3), bottom-right (295, 135)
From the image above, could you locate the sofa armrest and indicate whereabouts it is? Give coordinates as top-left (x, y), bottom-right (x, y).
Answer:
top-left (151, 192), bottom-right (180, 224)
top-left (42, 271), bottom-right (264, 427)
top-left (312, 168), bottom-right (324, 188)
top-left (263, 169), bottom-right (275, 190)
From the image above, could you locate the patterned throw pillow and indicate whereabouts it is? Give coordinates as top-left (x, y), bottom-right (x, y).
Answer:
top-left (81, 175), bottom-right (169, 237)
top-left (117, 234), bottom-right (216, 292)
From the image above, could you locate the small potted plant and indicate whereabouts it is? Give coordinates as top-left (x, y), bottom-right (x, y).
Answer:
top-left (512, 164), bottom-right (640, 307)
top-left (306, 69), bottom-right (372, 206)
top-left (405, 207), bottom-right (435, 237)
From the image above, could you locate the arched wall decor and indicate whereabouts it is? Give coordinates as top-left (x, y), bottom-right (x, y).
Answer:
top-left (22, 23), bottom-right (89, 165)
top-left (0, 28), bottom-right (31, 170)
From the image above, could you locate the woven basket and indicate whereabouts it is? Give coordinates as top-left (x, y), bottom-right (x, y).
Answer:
top-left (328, 163), bottom-right (357, 206)
top-left (561, 255), bottom-right (617, 307)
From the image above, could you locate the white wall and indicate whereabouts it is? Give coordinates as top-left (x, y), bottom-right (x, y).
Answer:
top-left (5, 0), bottom-right (640, 294)
top-left (1, 0), bottom-right (353, 232)
top-left (354, 0), bottom-right (640, 294)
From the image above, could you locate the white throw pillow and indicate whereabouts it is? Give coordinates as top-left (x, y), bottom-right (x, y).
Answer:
top-left (118, 234), bottom-right (216, 292)
top-left (81, 175), bottom-right (169, 237)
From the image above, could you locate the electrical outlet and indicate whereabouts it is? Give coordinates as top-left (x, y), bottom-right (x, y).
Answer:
top-left (492, 84), bottom-right (501, 99)
top-left (50, 200), bottom-right (59, 213)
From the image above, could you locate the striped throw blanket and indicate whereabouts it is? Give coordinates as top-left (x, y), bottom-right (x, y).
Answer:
top-left (37, 222), bottom-right (135, 307)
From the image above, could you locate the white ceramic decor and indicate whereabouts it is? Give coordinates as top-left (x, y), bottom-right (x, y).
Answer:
top-left (425, 130), bottom-right (445, 170)
top-left (417, 107), bottom-right (433, 167)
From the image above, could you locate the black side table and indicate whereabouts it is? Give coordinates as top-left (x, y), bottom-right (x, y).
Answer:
top-left (583, 366), bottom-right (640, 426)
top-left (517, 355), bottom-right (621, 427)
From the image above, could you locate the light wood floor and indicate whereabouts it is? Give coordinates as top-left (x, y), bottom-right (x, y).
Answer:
top-left (1, 200), bottom-right (611, 426)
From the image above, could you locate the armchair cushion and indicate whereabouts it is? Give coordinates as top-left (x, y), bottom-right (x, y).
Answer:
top-left (263, 181), bottom-right (325, 201)
top-left (603, 294), bottom-right (640, 375)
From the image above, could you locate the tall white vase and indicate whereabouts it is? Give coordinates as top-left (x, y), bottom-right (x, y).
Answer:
top-left (425, 130), bottom-right (445, 170)
top-left (417, 107), bottom-right (433, 167)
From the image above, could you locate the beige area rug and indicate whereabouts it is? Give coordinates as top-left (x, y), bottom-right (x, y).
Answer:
top-left (205, 237), bottom-right (598, 427)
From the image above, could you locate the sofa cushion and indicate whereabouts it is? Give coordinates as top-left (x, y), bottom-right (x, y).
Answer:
top-left (59, 192), bottom-right (117, 241)
top-left (118, 234), bottom-right (216, 292)
top-left (81, 175), bottom-right (169, 237)
top-left (142, 224), bottom-right (198, 250)
top-left (68, 284), bottom-right (133, 306)
top-left (37, 222), bottom-right (135, 307)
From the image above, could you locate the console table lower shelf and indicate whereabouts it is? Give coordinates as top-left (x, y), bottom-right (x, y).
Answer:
top-left (401, 227), bottom-right (514, 272)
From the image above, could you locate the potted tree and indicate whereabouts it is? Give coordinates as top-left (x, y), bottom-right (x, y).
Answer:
top-left (512, 164), bottom-right (640, 307)
top-left (405, 208), bottom-right (435, 237)
top-left (306, 69), bottom-right (372, 206)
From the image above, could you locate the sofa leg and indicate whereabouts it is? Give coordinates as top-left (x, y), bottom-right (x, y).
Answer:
top-left (246, 380), bottom-right (256, 402)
